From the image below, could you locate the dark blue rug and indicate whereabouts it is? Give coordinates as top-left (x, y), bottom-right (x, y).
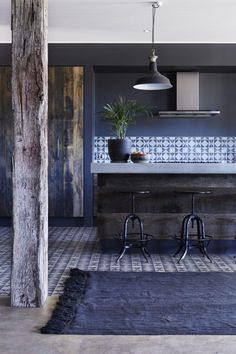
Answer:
top-left (41, 269), bottom-right (236, 335)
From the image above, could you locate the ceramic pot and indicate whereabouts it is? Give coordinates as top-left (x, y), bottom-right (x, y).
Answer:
top-left (108, 139), bottom-right (131, 163)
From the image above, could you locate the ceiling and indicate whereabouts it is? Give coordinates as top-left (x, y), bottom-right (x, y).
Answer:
top-left (1, 0), bottom-right (236, 43)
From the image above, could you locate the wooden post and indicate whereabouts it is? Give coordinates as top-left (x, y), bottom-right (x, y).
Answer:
top-left (11, 0), bottom-right (48, 307)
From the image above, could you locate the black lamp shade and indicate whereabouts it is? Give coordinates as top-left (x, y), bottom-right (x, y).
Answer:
top-left (133, 54), bottom-right (173, 91)
top-left (133, 71), bottom-right (172, 90)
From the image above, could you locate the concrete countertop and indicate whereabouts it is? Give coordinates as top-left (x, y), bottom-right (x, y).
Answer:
top-left (91, 162), bottom-right (236, 174)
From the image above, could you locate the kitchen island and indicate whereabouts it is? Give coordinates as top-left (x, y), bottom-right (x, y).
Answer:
top-left (91, 163), bottom-right (236, 242)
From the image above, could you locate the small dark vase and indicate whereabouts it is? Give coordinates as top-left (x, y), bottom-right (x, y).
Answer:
top-left (108, 139), bottom-right (131, 163)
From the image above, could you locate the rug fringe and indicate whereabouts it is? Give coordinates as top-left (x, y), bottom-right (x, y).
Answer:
top-left (40, 268), bottom-right (89, 334)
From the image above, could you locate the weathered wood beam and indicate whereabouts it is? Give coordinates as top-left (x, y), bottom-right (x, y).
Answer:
top-left (11, 0), bottom-right (48, 307)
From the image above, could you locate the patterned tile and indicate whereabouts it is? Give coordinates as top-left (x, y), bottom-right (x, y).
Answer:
top-left (94, 136), bottom-right (236, 163)
top-left (1, 227), bottom-right (236, 296)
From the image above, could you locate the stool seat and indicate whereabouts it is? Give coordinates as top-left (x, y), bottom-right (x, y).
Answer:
top-left (120, 191), bottom-right (151, 195)
top-left (174, 190), bottom-right (213, 263)
top-left (174, 190), bottom-right (211, 195)
top-left (116, 190), bottom-right (151, 263)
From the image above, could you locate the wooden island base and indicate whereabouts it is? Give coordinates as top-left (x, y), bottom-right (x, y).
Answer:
top-left (96, 173), bottom-right (236, 246)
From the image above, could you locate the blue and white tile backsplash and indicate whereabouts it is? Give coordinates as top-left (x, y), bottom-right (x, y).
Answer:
top-left (94, 136), bottom-right (236, 163)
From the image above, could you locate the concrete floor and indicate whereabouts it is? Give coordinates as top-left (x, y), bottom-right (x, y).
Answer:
top-left (0, 297), bottom-right (236, 354)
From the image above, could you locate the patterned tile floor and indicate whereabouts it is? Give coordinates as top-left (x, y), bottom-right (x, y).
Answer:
top-left (1, 226), bottom-right (236, 295)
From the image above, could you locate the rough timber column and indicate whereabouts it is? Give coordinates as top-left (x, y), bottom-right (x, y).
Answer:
top-left (11, 0), bottom-right (48, 307)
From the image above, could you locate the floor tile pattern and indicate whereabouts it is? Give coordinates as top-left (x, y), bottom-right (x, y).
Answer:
top-left (1, 227), bottom-right (236, 296)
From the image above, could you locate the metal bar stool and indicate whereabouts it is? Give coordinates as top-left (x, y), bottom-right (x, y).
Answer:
top-left (116, 191), bottom-right (152, 263)
top-left (174, 190), bottom-right (213, 263)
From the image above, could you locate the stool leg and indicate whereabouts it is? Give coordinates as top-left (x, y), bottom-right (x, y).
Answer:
top-left (137, 215), bottom-right (149, 263)
top-left (116, 247), bottom-right (126, 263)
top-left (141, 247), bottom-right (149, 262)
top-left (142, 247), bottom-right (150, 258)
top-left (174, 215), bottom-right (189, 257)
top-left (197, 217), bottom-right (213, 263)
top-left (116, 214), bottom-right (131, 263)
top-left (196, 217), bottom-right (205, 256)
top-left (178, 216), bottom-right (192, 263)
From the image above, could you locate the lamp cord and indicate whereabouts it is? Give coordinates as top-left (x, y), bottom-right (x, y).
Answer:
top-left (152, 2), bottom-right (160, 56)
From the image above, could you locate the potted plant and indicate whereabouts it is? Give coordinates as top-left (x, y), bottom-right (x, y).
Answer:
top-left (101, 96), bottom-right (151, 162)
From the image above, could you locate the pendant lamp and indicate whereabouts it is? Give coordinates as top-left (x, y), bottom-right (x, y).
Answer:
top-left (133, 2), bottom-right (172, 91)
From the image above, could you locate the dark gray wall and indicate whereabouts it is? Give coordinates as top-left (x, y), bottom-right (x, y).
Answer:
top-left (1, 43), bottom-right (236, 225)
top-left (47, 44), bottom-right (236, 68)
top-left (95, 72), bottom-right (236, 136)
top-left (1, 43), bottom-right (236, 67)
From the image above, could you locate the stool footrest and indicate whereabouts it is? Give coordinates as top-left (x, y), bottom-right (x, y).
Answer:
top-left (116, 233), bottom-right (152, 263)
top-left (115, 233), bottom-right (152, 246)
top-left (174, 234), bottom-right (212, 240)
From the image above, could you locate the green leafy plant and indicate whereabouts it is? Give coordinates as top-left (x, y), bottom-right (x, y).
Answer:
top-left (101, 96), bottom-right (151, 139)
